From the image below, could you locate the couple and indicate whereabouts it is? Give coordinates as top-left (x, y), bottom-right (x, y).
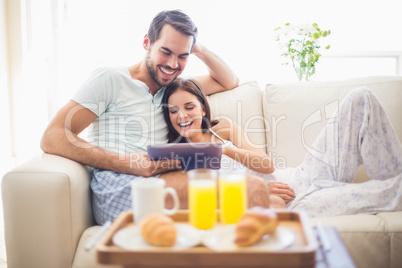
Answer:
top-left (41, 9), bottom-right (273, 224)
top-left (41, 9), bottom-right (402, 225)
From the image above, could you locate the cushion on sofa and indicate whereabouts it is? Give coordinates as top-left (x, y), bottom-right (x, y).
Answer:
top-left (263, 76), bottom-right (402, 181)
top-left (207, 81), bottom-right (266, 149)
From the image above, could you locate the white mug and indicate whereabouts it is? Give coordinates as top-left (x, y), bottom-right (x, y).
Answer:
top-left (131, 178), bottom-right (180, 223)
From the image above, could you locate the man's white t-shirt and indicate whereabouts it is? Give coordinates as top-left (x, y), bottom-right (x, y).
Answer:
top-left (72, 67), bottom-right (168, 155)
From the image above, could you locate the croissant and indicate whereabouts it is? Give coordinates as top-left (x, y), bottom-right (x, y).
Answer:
top-left (139, 213), bottom-right (177, 247)
top-left (234, 207), bottom-right (279, 247)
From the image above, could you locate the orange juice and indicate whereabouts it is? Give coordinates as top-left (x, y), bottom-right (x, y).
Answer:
top-left (219, 172), bottom-right (248, 224)
top-left (189, 179), bottom-right (217, 229)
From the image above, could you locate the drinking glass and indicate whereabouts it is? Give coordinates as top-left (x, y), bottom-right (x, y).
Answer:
top-left (188, 169), bottom-right (218, 230)
top-left (219, 169), bottom-right (248, 224)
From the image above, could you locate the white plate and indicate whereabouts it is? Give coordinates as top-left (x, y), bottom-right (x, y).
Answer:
top-left (113, 223), bottom-right (202, 251)
top-left (202, 225), bottom-right (295, 252)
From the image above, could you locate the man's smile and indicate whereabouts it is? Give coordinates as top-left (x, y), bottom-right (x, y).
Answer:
top-left (159, 66), bottom-right (178, 76)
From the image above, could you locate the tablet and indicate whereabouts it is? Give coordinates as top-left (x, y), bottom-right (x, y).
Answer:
top-left (147, 142), bottom-right (222, 171)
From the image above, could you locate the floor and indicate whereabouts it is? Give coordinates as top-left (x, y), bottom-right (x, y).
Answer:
top-left (0, 186), bottom-right (7, 268)
top-left (0, 195), bottom-right (6, 268)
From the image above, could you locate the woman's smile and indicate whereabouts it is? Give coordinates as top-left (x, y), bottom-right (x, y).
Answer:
top-left (178, 121), bottom-right (193, 129)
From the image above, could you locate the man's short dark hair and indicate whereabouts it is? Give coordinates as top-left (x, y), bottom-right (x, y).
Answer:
top-left (148, 10), bottom-right (198, 50)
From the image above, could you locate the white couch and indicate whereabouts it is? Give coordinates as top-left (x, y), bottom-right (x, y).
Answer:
top-left (2, 76), bottom-right (402, 268)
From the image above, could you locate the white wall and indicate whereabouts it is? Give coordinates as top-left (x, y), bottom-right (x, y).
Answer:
top-left (3, 0), bottom-right (402, 161)
top-left (61, 0), bottom-right (402, 88)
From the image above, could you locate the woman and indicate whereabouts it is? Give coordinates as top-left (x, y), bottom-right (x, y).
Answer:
top-left (162, 78), bottom-right (295, 205)
top-left (162, 78), bottom-right (402, 217)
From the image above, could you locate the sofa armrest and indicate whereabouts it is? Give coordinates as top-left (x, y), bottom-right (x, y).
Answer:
top-left (2, 153), bottom-right (94, 268)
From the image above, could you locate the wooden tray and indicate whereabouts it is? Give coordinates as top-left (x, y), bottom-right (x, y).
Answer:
top-left (96, 210), bottom-right (318, 268)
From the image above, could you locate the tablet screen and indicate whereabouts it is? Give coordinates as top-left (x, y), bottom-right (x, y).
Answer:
top-left (147, 142), bottom-right (222, 170)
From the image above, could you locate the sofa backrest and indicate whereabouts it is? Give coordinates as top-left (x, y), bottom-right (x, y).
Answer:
top-left (207, 77), bottom-right (402, 182)
top-left (207, 81), bottom-right (266, 149)
top-left (208, 76), bottom-right (402, 182)
top-left (263, 76), bottom-right (402, 177)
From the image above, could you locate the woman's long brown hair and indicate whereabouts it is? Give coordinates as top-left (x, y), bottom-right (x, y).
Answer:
top-left (162, 78), bottom-right (218, 143)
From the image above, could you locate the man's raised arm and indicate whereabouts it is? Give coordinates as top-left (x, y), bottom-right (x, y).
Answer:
top-left (192, 43), bottom-right (239, 95)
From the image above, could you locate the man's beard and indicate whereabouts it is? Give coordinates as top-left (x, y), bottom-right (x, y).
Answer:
top-left (146, 52), bottom-right (178, 88)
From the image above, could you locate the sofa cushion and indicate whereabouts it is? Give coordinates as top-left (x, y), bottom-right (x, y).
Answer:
top-left (208, 81), bottom-right (266, 149)
top-left (263, 76), bottom-right (402, 181)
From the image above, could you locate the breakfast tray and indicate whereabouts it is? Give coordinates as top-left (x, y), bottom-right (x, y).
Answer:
top-left (96, 210), bottom-right (318, 268)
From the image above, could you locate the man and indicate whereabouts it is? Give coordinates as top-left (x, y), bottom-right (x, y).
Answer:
top-left (41, 10), bottom-right (274, 224)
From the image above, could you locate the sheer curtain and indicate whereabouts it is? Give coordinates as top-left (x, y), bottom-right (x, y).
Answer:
top-left (0, 0), bottom-right (10, 166)
top-left (3, 0), bottom-right (402, 164)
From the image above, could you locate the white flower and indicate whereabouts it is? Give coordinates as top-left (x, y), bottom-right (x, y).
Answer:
top-left (291, 42), bottom-right (302, 50)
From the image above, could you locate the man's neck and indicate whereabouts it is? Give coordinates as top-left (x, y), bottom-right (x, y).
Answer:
top-left (128, 62), bottom-right (161, 95)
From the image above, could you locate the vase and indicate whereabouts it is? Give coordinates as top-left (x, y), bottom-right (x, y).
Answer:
top-left (293, 61), bottom-right (310, 81)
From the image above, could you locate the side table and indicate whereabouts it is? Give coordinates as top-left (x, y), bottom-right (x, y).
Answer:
top-left (314, 226), bottom-right (356, 268)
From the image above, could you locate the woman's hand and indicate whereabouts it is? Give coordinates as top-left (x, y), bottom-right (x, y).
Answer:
top-left (268, 182), bottom-right (295, 204)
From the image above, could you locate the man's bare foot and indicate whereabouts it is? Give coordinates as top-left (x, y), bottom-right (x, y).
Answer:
top-left (268, 194), bottom-right (286, 209)
top-left (246, 174), bottom-right (271, 208)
